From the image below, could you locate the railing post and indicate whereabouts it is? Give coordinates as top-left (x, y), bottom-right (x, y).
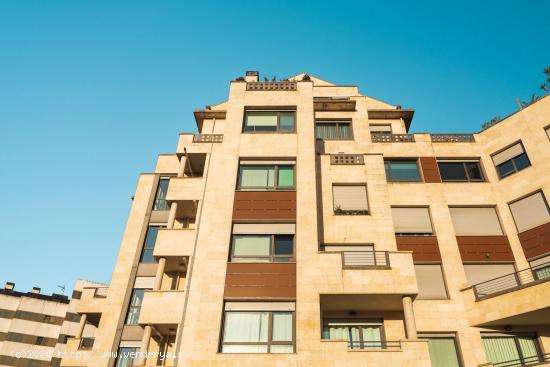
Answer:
top-left (385, 251), bottom-right (390, 267)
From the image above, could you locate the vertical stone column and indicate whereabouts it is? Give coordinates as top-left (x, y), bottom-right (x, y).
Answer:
top-left (167, 202), bottom-right (178, 229)
top-left (136, 325), bottom-right (152, 366)
top-left (76, 314), bottom-right (87, 339)
top-left (402, 296), bottom-right (418, 339)
top-left (177, 155), bottom-right (188, 178)
top-left (154, 257), bottom-right (166, 291)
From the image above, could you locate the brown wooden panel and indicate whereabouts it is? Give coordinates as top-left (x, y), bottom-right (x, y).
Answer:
top-left (233, 191), bottom-right (296, 220)
top-left (456, 236), bottom-right (514, 262)
top-left (419, 157), bottom-right (441, 183)
top-left (224, 263), bottom-right (296, 299)
top-left (395, 236), bottom-right (441, 262)
top-left (518, 221), bottom-right (550, 260)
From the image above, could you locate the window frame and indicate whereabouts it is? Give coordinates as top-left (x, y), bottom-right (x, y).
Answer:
top-left (139, 224), bottom-right (166, 263)
top-left (314, 119), bottom-right (354, 140)
top-left (125, 289), bottom-right (146, 325)
top-left (230, 234), bottom-right (295, 262)
top-left (507, 190), bottom-right (550, 233)
top-left (419, 333), bottom-right (463, 367)
top-left (115, 347), bottom-right (139, 367)
top-left (237, 164), bottom-right (295, 191)
top-left (437, 160), bottom-right (485, 182)
top-left (384, 159), bottom-right (422, 182)
top-left (220, 310), bottom-right (295, 353)
top-left (332, 183), bottom-right (369, 215)
top-left (243, 109), bottom-right (296, 133)
top-left (491, 141), bottom-right (531, 179)
top-left (414, 263), bottom-right (449, 300)
top-left (152, 177), bottom-right (171, 211)
top-left (391, 206), bottom-right (435, 236)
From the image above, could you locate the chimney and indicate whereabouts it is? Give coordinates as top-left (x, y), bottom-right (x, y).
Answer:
top-left (31, 287), bottom-right (41, 294)
top-left (5, 282), bottom-right (15, 291)
top-left (244, 70), bottom-right (259, 83)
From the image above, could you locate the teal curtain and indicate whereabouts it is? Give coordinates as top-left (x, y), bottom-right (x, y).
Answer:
top-left (427, 338), bottom-right (460, 367)
top-left (483, 337), bottom-right (520, 364)
top-left (277, 166), bottom-right (294, 188)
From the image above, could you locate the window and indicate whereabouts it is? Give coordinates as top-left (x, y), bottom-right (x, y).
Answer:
top-left (509, 191), bottom-right (550, 232)
top-left (449, 207), bottom-right (503, 236)
top-left (463, 264), bottom-right (516, 286)
top-left (391, 207), bottom-right (433, 235)
top-left (125, 289), bottom-right (145, 325)
top-left (482, 335), bottom-right (541, 366)
top-left (115, 347), bottom-right (139, 367)
top-left (421, 336), bottom-right (461, 367)
top-left (315, 121), bottom-right (353, 140)
top-left (140, 225), bottom-right (165, 263)
top-left (332, 184), bottom-right (369, 214)
top-left (437, 160), bottom-right (484, 182)
top-left (238, 163), bottom-right (295, 190)
top-left (491, 142), bottom-right (531, 178)
top-left (231, 235), bottom-right (294, 262)
top-left (244, 110), bottom-right (295, 132)
top-left (153, 178), bottom-right (170, 211)
top-left (221, 303), bottom-right (295, 353)
top-left (384, 160), bottom-right (421, 182)
top-left (369, 124), bottom-right (392, 133)
top-left (322, 319), bottom-right (383, 349)
top-left (529, 255), bottom-right (550, 281)
top-left (415, 265), bottom-right (448, 299)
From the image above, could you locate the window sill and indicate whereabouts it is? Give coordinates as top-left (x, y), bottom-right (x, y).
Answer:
top-left (334, 210), bottom-right (369, 216)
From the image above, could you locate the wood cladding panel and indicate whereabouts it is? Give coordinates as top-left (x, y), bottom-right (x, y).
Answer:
top-left (233, 191), bottom-right (296, 220)
top-left (518, 221), bottom-right (550, 260)
top-left (224, 263), bottom-right (296, 299)
top-left (456, 236), bottom-right (514, 262)
top-left (395, 236), bottom-right (441, 262)
top-left (419, 157), bottom-right (441, 183)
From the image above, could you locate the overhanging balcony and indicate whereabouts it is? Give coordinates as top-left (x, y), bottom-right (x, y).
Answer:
top-left (166, 177), bottom-right (204, 202)
top-left (78, 287), bottom-right (108, 315)
top-left (153, 229), bottom-right (195, 258)
top-left (139, 290), bottom-right (186, 325)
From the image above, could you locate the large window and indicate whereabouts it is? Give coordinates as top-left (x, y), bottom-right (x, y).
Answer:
top-left (322, 319), bottom-right (383, 350)
top-left (244, 110), bottom-right (295, 132)
top-left (509, 191), bottom-right (550, 232)
top-left (221, 303), bottom-right (295, 353)
top-left (415, 264), bottom-right (448, 299)
top-left (482, 335), bottom-right (541, 366)
top-left (384, 160), bottom-right (421, 182)
top-left (491, 142), bottom-right (531, 179)
top-left (437, 160), bottom-right (484, 182)
top-left (125, 289), bottom-right (145, 325)
top-left (231, 235), bottom-right (294, 262)
top-left (115, 347), bottom-right (139, 367)
top-left (449, 207), bottom-right (504, 236)
top-left (140, 225), bottom-right (165, 263)
top-left (153, 178), bottom-right (170, 211)
top-left (315, 121), bottom-right (353, 140)
top-left (423, 336), bottom-right (461, 367)
top-left (391, 207), bottom-right (433, 235)
top-left (238, 163), bottom-right (295, 190)
top-left (332, 184), bottom-right (369, 214)
top-left (463, 264), bottom-right (516, 286)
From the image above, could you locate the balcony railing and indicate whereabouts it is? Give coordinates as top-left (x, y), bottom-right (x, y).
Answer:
top-left (330, 154), bottom-right (364, 165)
top-left (370, 133), bottom-right (415, 143)
top-left (430, 134), bottom-right (475, 142)
top-left (348, 340), bottom-right (401, 350)
top-left (246, 81), bottom-right (297, 91)
top-left (193, 134), bottom-right (223, 143)
top-left (78, 337), bottom-right (95, 350)
top-left (472, 262), bottom-right (550, 300)
top-left (478, 352), bottom-right (550, 367)
top-left (342, 251), bottom-right (390, 269)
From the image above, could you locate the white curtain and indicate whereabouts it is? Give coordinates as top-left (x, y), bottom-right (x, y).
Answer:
top-left (223, 312), bottom-right (268, 343)
top-left (272, 312), bottom-right (292, 341)
top-left (361, 326), bottom-right (381, 349)
top-left (240, 166), bottom-right (274, 188)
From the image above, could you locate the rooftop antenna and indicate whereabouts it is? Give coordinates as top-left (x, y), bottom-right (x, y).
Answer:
top-left (57, 285), bottom-right (66, 295)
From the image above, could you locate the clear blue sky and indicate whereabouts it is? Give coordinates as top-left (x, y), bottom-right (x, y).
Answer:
top-left (1, 1), bottom-right (549, 295)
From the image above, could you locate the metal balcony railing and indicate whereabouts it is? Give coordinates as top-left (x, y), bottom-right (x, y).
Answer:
top-left (370, 132), bottom-right (415, 142)
top-left (430, 134), bottom-right (475, 142)
top-left (342, 251), bottom-right (390, 269)
top-left (472, 262), bottom-right (550, 300)
top-left (78, 337), bottom-right (95, 350)
top-left (478, 352), bottom-right (550, 367)
top-left (193, 134), bottom-right (223, 143)
top-left (348, 340), bottom-right (401, 350)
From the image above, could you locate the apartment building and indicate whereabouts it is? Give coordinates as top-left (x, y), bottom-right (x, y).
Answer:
top-left (0, 279), bottom-right (104, 367)
top-left (63, 71), bottom-right (550, 367)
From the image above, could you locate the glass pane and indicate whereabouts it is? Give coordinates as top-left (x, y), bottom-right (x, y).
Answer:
top-left (223, 312), bottom-right (268, 343)
top-left (116, 347), bottom-right (137, 367)
top-left (517, 336), bottom-right (540, 364)
top-left (240, 166), bottom-right (275, 189)
top-left (222, 345), bottom-right (268, 353)
top-left (427, 338), bottom-right (461, 367)
top-left (438, 162), bottom-right (468, 181)
top-left (125, 307), bottom-right (140, 324)
top-left (153, 179), bottom-right (170, 210)
top-left (270, 345), bottom-right (293, 353)
top-left (315, 123), bottom-right (338, 139)
top-left (338, 123), bottom-right (352, 139)
top-left (362, 326), bottom-right (382, 349)
top-left (129, 289), bottom-right (145, 306)
top-left (245, 112), bottom-right (278, 131)
top-left (232, 236), bottom-right (271, 258)
top-left (277, 166), bottom-right (294, 188)
top-left (513, 153), bottom-right (531, 171)
top-left (465, 162), bottom-right (483, 180)
top-left (483, 337), bottom-right (520, 364)
top-left (279, 112), bottom-right (295, 131)
top-left (323, 325), bottom-right (348, 340)
top-left (496, 160), bottom-right (515, 178)
top-left (349, 326), bottom-right (361, 349)
top-left (141, 226), bottom-right (161, 262)
top-left (272, 312), bottom-right (293, 341)
top-left (534, 265), bottom-right (550, 280)
top-left (140, 249), bottom-right (154, 263)
top-left (274, 236), bottom-right (294, 255)
top-left (387, 161), bottom-right (420, 181)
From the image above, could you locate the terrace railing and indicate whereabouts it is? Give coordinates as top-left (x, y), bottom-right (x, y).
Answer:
top-left (193, 134), bottom-right (223, 143)
top-left (371, 132), bottom-right (415, 143)
top-left (430, 134), bottom-right (475, 142)
top-left (342, 251), bottom-right (390, 269)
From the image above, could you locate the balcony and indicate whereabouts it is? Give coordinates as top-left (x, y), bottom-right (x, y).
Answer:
top-left (341, 251), bottom-right (390, 269)
top-left (193, 133), bottom-right (223, 143)
top-left (478, 353), bottom-right (550, 367)
top-left (139, 290), bottom-right (186, 325)
top-left (166, 177), bottom-right (205, 202)
top-left (314, 97), bottom-right (356, 111)
top-left (224, 263), bottom-right (296, 299)
top-left (232, 191), bottom-right (296, 220)
top-left (370, 132), bottom-right (415, 143)
top-left (246, 81), bottom-right (297, 91)
top-left (430, 133), bottom-right (475, 142)
top-left (154, 229), bottom-right (195, 258)
top-left (78, 287), bottom-right (108, 315)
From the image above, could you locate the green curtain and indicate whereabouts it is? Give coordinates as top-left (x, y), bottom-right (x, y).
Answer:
top-left (483, 337), bottom-right (520, 364)
top-left (427, 338), bottom-right (460, 367)
top-left (240, 166), bottom-right (274, 188)
top-left (315, 123), bottom-right (338, 139)
top-left (534, 265), bottom-right (550, 280)
top-left (338, 124), bottom-right (352, 139)
top-left (517, 337), bottom-right (539, 364)
top-left (272, 312), bottom-right (293, 341)
top-left (278, 166), bottom-right (294, 188)
top-left (246, 112), bottom-right (278, 127)
top-left (232, 235), bottom-right (271, 260)
top-left (279, 112), bottom-right (295, 131)
top-left (361, 326), bottom-right (381, 349)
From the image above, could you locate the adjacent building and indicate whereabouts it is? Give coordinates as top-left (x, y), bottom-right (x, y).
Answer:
top-left (62, 71), bottom-right (550, 367)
